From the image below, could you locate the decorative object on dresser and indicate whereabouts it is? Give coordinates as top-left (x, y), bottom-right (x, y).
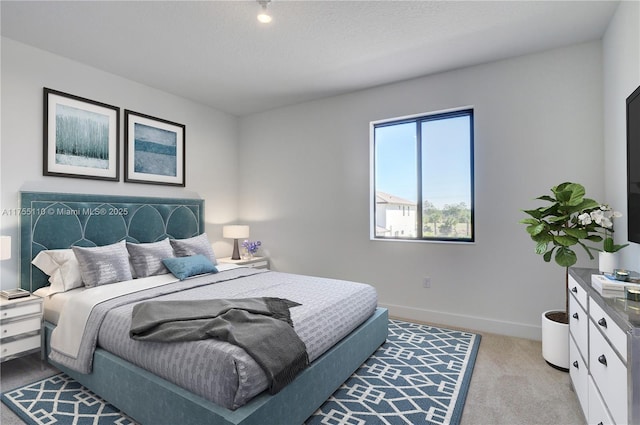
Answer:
top-left (43, 88), bottom-right (120, 181)
top-left (0, 294), bottom-right (43, 362)
top-left (520, 182), bottom-right (624, 370)
top-left (568, 267), bottom-right (640, 425)
top-left (124, 110), bottom-right (185, 186)
top-left (218, 255), bottom-right (269, 270)
top-left (222, 225), bottom-right (250, 260)
top-left (577, 204), bottom-right (628, 273)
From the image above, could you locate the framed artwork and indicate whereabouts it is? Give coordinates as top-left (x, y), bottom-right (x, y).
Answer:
top-left (124, 110), bottom-right (185, 186)
top-left (43, 88), bottom-right (120, 181)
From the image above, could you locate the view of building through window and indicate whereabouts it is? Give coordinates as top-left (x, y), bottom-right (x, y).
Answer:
top-left (372, 109), bottom-right (474, 242)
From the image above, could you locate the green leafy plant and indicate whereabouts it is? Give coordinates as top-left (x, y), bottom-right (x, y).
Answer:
top-left (520, 182), bottom-right (604, 320)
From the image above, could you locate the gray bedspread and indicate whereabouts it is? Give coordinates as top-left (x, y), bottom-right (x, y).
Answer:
top-left (129, 297), bottom-right (308, 394)
top-left (50, 267), bottom-right (378, 410)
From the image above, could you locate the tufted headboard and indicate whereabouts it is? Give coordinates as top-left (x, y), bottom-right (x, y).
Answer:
top-left (20, 192), bottom-right (205, 292)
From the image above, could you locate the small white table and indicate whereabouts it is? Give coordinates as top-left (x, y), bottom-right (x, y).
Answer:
top-left (217, 256), bottom-right (269, 270)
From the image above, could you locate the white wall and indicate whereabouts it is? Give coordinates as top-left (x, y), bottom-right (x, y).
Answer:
top-left (0, 38), bottom-right (240, 289)
top-left (239, 42), bottom-right (605, 339)
top-left (603, 1), bottom-right (640, 271)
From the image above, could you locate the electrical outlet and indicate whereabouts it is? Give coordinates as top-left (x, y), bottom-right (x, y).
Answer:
top-left (423, 277), bottom-right (431, 288)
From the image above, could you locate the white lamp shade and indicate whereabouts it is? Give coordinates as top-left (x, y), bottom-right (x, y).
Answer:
top-left (223, 225), bottom-right (250, 239)
top-left (0, 236), bottom-right (11, 260)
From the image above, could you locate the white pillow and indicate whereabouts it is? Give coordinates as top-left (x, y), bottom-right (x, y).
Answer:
top-left (32, 249), bottom-right (83, 294)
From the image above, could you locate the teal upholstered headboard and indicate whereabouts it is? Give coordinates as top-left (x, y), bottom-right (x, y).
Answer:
top-left (20, 192), bottom-right (205, 292)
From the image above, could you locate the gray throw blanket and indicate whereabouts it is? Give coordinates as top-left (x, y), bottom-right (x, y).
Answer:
top-left (129, 297), bottom-right (308, 394)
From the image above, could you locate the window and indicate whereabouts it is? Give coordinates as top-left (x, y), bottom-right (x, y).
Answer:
top-left (371, 108), bottom-right (474, 242)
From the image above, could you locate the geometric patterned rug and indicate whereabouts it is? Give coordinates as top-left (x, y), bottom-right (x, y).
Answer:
top-left (1, 373), bottom-right (137, 425)
top-left (305, 320), bottom-right (481, 425)
top-left (1, 320), bottom-right (480, 425)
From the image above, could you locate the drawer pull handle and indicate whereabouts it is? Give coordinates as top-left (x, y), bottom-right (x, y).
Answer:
top-left (573, 360), bottom-right (579, 369)
top-left (571, 287), bottom-right (578, 293)
top-left (572, 313), bottom-right (579, 319)
top-left (598, 354), bottom-right (607, 366)
top-left (598, 318), bottom-right (607, 328)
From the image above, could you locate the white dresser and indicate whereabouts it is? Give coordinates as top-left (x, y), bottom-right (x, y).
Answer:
top-left (0, 294), bottom-right (43, 362)
top-left (568, 268), bottom-right (640, 425)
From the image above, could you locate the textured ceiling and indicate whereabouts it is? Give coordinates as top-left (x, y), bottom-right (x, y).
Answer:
top-left (1, 1), bottom-right (619, 116)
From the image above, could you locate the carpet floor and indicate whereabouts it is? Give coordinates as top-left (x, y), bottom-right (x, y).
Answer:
top-left (2, 320), bottom-right (480, 425)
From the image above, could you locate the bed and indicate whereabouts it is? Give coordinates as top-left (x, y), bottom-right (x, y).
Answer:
top-left (20, 191), bottom-right (388, 425)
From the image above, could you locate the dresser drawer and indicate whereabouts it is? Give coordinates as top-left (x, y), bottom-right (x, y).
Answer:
top-left (0, 316), bottom-right (41, 339)
top-left (590, 298), bottom-right (627, 361)
top-left (588, 377), bottom-right (615, 425)
top-left (569, 275), bottom-right (588, 310)
top-left (570, 293), bottom-right (588, 356)
top-left (590, 321), bottom-right (628, 425)
top-left (0, 334), bottom-right (40, 360)
top-left (0, 301), bottom-right (42, 321)
top-left (570, 336), bottom-right (589, 420)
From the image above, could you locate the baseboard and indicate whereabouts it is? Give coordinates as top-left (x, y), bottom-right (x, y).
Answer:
top-left (380, 302), bottom-right (541, 340)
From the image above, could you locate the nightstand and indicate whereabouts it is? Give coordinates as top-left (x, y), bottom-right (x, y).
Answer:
top-left (218, 256), bottom-right (269, 269)
top-left (0, 294), bottom-right (43, 362)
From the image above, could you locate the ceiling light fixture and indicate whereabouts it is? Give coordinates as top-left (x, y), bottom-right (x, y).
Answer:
top-left (257, 0), bottom-right (272, 24)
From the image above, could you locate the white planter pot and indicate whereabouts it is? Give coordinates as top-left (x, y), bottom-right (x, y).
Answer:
top-left (599, 251), bottom-right (618, 274)
top-left (541, 310), bottom-right (569, 370)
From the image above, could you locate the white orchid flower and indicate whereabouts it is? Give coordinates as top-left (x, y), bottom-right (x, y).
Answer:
top-left (578, 212), bottom-right (592, 225)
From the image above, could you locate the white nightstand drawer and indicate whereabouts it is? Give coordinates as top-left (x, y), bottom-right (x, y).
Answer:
top-left (1, 301), bottom-right (42, 320)
top-left (244, 260), bottom-right (268, 269)
top-left (0, 334), bottom-right (40, 360)
top-left (590, 298), bottom-right (627, 361)
top-left (569, 275), bottom-right (588, 310)
top-left (0, 316), bottom-right (41, 339)
top-left (569, 293), bottom-right (588, 356)
top-left (590, 320), bottom-right (627, 425)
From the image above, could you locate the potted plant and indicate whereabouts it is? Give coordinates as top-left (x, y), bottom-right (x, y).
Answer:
top-left (520, 182), bottom-right (603, 370)
top-left (577, 205), bottom-right (628, 273)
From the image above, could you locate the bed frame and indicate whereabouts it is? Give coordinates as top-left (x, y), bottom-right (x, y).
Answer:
top-left (21, 191), bottom-right (388, 425)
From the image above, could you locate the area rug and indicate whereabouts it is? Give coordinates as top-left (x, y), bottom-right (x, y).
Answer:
top-left (2, 320), bottom-right (480, 425)
top-left (305, 320), bottom-right (481, 425)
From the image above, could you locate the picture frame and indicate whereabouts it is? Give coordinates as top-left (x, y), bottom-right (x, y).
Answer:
top-left (124, 110), bottom-right (185, 187)
top-left (43, 88), bottom-right (120, 181)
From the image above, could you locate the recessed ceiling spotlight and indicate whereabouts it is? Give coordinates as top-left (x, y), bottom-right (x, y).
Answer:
top-left (257, 0), bottom-right (272, 24)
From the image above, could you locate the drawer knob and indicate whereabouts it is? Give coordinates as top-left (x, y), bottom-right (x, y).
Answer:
top-left (598, 354), bottom-right (607, 366)
top-left (598, 318), bottom-right (607, 328)
top-left (571, 287), bottom-right (578, 293)
top-left (573, 360), bottom-right (579, 369)
top-left (572, 312), bottom-right (579, 320)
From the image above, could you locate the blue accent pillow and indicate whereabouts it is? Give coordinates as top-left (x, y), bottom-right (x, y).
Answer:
top-left (162, 255), bottom-right (218, 280)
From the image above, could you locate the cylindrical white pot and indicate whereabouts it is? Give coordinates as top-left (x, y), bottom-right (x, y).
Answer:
top-left (599, 251), bottom-right (618, 274)
top-left (541, 310), bottom-right (569, 370)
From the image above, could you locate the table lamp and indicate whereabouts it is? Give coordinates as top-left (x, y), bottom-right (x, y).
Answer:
top-left (223, 225), bottom-right (250, 260)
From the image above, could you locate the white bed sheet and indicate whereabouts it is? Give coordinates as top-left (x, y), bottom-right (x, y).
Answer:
top-left (34, 263), bottom-right (241, 325)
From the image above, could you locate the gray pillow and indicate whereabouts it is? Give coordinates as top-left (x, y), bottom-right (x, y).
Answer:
top-left (72, 240), bottom-right (132, 288)
top-left (170, 233), bottom-right (217, 264)
top-left (126, 238), bottom-right (174, 278)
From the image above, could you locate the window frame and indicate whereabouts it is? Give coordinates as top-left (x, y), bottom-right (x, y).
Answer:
top-left (370, 107), bottom-right (475, 243)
